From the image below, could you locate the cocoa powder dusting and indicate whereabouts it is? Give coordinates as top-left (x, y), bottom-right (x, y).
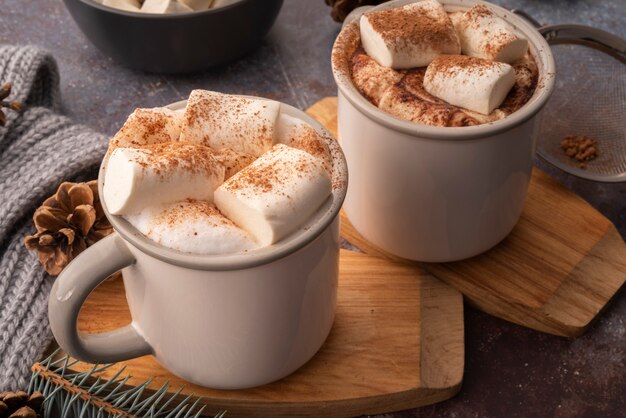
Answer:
top-left (350, 48), bottom-right (404, 105)
top-left (290, 125), bottom-right (333, 176)
top-left (135, 142), bottom-right (222, 180)
top-left (154, 199), bottom-right (234, 228)
top-left (344, 8), bottom-right (539, 127)
top-left (109, 108), bottom-right (176, 152)
top-left (426, 55), bottom-right (500, 84)
top-left (365, 3), bottom-right (458, 54)
top-left (560, 135), bottom-right (599, 169)
top-left (223, 145), bottom-right (322, 197)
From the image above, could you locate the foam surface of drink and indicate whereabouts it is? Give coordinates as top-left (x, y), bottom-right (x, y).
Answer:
top-left (125, 200), bottom-right (258, 255)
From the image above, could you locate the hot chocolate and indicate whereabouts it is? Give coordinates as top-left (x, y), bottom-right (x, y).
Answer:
top-left (335, 0), bottom-right (539, 127)
top-left (102, 90), bottom-right (335, 255)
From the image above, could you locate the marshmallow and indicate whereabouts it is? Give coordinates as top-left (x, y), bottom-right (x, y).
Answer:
top-left (424, 55), bottom-right (516, 115)
top-left (350, 49), bottom-right (403, 105)
top-left (103, 142), bottom-right (225, 215)
top-left (125, 200), bottom-right (258, 254)
top-left (102, 0), bottom-right (141, 12)
top-left (211, 148), bottom-right (255, 180)
top-left (141, 0), bottom-right (192, 13)
top-left (359, 0), bottom-right (460, 69)
top-left (275, 113), bottom-right (303, 144)
top-left (109, 107), bottom-right (182, 151)
top-left (179, 90), bottom-right (280, 157)
top-left (179, 0), bottom-right (213, 10)
top-left (454, 4), bottom-right (529, 64)
top-left (276, 116), bottom-right (333, 176)
top-left (214, 144), bottom-right (332, 246)
top-left (212, 0), bottom-right (241, 8)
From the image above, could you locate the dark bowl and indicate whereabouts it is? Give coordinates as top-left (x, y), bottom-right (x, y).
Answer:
top-left (62, 0), bottom-right (283, 73)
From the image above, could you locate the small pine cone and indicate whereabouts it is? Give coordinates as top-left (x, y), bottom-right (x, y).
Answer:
top-left (24, 180), bottom-right (113, 276)
top-left (0, 82), bottom-right (22, 127)
top-left (0, 391), bottom-right (43, 418)
top-left (8, 406), bottom-right (36, 418)
top-left (325, 0), bottom-right (389, 22)
top-left (1, 392), bottom-right (24, 410)
top-left (24, 392), bottom-right (43, 413)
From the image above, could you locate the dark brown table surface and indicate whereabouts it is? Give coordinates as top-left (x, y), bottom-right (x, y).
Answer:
top-left (2, 0), bottom-right (625, 417)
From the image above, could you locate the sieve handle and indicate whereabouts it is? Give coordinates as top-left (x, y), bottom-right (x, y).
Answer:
top-left (539, 24), bottom-right (626, 64)
top-left (512, 10), bottom-right (626, 64)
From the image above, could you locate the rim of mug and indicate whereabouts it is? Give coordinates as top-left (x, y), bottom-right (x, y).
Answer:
top-left (98, 97), bottom-right (348, 271)
top-left (331, 0), bottom-right (556, 141)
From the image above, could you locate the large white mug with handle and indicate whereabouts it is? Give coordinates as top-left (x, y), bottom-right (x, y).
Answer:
top-left (48, 99), bottom-right (348, 389)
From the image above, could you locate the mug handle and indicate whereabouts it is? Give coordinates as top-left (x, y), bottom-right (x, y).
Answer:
top-left (48, 232), bottom-right (153, 363)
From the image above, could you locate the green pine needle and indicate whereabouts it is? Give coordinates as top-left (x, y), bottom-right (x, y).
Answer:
top-left (28, 350), bottom-right (226, 418)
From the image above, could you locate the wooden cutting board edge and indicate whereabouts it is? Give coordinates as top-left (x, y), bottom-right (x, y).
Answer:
top-left (307, 96), bottom-right (626, 338)
top-left (56, 249), bottom-right (464, 418)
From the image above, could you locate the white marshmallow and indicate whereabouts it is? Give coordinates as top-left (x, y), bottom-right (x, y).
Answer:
top-left (275, 113), bottom-right (304, 144)
top-left (214, 144), bottom-right (332, 246)
top-left (454, 4), bottom-right (529, 63)
top-left (179, 90), bottom-right (280, 157)
top-left (102, 0), bottom-right (140, 12)
top-left (126, 200), bottom-right (257, 254)
top-left (103, 142), bottom-right (225, 215)
top-left (141, 0), bottom-right (192, 13)
top-left (448, 11), bottom-right (464, 29)
top-left (359, 0), bottom-right (460, 69)
top-left (276, 115), bottom-right (333, 176)
top-left (109, 107), bottom-right (182, 151)
top-left (211, 148), bottom-right (255, 180)
top-left (179, 0), bottom-right (213, 10)
top-left (424, 55), bottom-right (516, 115)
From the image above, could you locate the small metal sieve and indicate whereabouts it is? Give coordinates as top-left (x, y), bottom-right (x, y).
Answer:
top-left (514, 10), bottom-right (626, 182)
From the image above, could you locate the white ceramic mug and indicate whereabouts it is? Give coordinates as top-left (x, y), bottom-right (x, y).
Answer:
top-left (332, 0), bottom-right (555, 262)
top-left (48, 100), bottom-right (348, 389)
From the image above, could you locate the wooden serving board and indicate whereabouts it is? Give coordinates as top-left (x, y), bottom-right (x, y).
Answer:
top-left (306, 97), bottom-right (626, 338)
top-left (70, 250), bottom-right (464, 417)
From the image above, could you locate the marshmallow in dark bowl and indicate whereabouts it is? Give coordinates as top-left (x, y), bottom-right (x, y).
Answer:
top-left (97, 0), bottom-right (240, 14)
top-left (62, 0), bottom-right (283, 73)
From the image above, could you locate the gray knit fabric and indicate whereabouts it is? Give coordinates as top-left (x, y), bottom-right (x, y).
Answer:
top-left (0, 45), bottom-right (108, 390)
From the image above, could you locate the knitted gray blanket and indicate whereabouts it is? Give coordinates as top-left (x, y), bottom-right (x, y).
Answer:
top-left (0, 45), bottom-right (108, 390)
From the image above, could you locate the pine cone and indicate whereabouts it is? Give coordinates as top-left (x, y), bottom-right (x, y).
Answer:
top-left (24, 181), bottom-right (113, 276)
top-left (325, 0), bottom-right (389, 22)
top-left (0, 83), bottom-right (22, 127)
top-left (0, 391), bottom-right (43, 418)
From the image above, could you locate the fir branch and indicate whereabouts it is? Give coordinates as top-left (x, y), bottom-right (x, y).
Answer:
top-left (29, 350), bottom-right (223, 418)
